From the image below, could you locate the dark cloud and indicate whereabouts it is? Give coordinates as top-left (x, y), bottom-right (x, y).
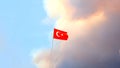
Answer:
top-left (55, 12), bottom-right (120, 68)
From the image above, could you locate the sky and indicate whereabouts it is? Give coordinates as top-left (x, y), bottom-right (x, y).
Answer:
top-left (1, 0), bottom-right (120, 68)
top-left (0, 0), bottom-right (53, 68)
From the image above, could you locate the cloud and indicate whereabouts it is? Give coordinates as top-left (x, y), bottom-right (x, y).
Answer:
top-left (33, 0), bottom-right (120, 68)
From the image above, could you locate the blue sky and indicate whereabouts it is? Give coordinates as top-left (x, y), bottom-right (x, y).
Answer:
top-left (0, 0), bottom-right (54, 68)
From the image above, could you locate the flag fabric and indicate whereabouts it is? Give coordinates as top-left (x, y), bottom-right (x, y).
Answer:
top-left (53, 28), bottom-right (68, 40)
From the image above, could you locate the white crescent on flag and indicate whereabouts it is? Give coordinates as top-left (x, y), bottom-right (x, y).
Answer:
top-left (56, 31), bottom-right (60, 37)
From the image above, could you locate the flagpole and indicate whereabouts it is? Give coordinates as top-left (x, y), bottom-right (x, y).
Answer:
top-left (51, 38), bottom-right (54, 68)
top-left (50, 28), bottom-right (54, 68)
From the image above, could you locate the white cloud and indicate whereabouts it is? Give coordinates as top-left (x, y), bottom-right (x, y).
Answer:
top-left (33, 0), bottom-right (120, 68)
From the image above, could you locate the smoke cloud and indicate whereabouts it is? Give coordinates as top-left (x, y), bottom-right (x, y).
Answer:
top-left (33, 0), bottom-right (120, 68)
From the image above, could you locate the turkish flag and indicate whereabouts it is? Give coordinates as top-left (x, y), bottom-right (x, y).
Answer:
top-left (53, 28), bottom-right (68, 40)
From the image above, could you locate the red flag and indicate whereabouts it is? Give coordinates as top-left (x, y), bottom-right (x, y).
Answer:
top-left (53, 28), bottom-right (68, 40)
